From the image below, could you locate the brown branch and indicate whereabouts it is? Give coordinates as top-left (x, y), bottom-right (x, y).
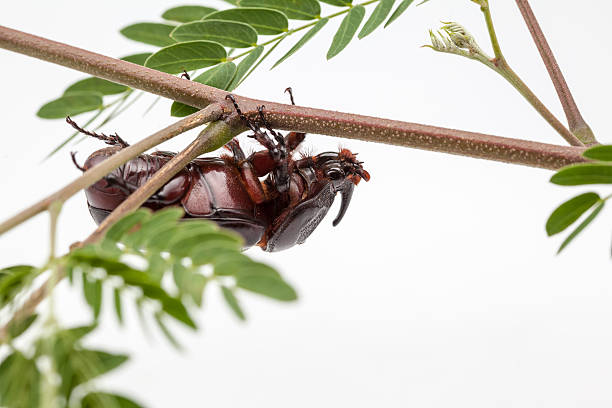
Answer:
top-left (0, 104), bottom-right (224, 236)
top-left (0, 24), bottom-right (589, 170)
top-left (515, 0), bottom-right (597, 145)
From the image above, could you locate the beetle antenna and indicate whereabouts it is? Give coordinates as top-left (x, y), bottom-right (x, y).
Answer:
top-left (284, 87), bottom-right (296, 105)
top-left (180, 70), bottom-right (191, 80)
top-left (70, 152), bottom-right (86, 172)
top-left (226, 94), bottom-right (259, 133)
top-left (65, 116), bottom-right (129, 148)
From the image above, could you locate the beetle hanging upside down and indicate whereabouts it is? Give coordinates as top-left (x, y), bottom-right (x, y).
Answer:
top-left (72, 89), bottom-right (370, 252)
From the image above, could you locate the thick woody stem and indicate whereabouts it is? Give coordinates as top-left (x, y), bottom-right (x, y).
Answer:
top-left (0, 24), bottom-right (588, 169)
top-left (515, 0), bottom-right (597, 145)
top-left (0, 105), bottom-right (224, 236)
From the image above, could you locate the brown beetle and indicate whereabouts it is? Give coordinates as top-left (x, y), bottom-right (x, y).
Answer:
top-left (72, 90), bottom-right (369, 252)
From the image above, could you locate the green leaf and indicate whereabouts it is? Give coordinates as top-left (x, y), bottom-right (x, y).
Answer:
top-left (583, 145), bottom-right (612, 161)
top-left (228, 45), bottom-right (264, 90)
top-left (327, 5), bottom-right (366, 59)
top-left (37, 94), bottom-right (103, 119)
top-left (384, 0), bottom-right (415, 27)
top-left (145, 40), bottom-right (227, 74)
top-left (169, 228), bottom-right (242, 257)
top-left (221, 286), bottom-right (246, 320)
top-left (0, 265), bottom-right (38, 307)
top-left (64, 77), bottom-right (128, 96)
top-left (120, 53), bottom-right (152, 66)
top-left (170, 102), bottom-right (200, 117)
top-left (120, 23), bottom-right (176, 47)
top-left (81, 392), bottom-right (144, 408)
top-left (359, 0), bottom-right (395, 38)
top-left (83, 277), bottom-right (103, 320)
top-left (162, 5), bottom-right (217, 22)
top-left (272, 18), bottom-right (328, 68)
top-left (239, 0), bottom-right (321, 20)
top-left (235, 35), bottom-right (287, 88)
top-left (319, 0), bottom-right (352, 6)
top-left (550, 163), bottom-right (612, 185)
top-left (237, 274), bottom-right (297, 301)
top-left (7, 314), bottom-right (38, 339)
top-left (122, 207), bottom-right (184, 249)
top-left (171, 62), bottom-right (238, 117)
top-left (546, 192), bottom-right (600, 236)
top-left (203, 8), bottom-right (289, 35)
top-left (155, 312), bottom-right (183, 349)
top-left (558, 201), bottom-right (605, 253)
top-left (0, 352), bottom-right (41, 408)
top-left (114, 288), bottom-right (124, 325)
top-left (105, 209), bottom-right (151, 242)
top-left (171, 20), bottom-right (258, 48)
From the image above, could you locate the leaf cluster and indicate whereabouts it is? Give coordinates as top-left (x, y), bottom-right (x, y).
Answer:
top-left (547, 146), bottom-right (612, 253)
top-left (36, 0), bottom-right (416, 155)
top-left (63, 208), bottom-right (296, 338)
top-left (0, 324), bottom-right (143, 407)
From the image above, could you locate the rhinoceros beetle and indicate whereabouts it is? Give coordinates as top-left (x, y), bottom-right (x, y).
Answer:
top-left (71, 89), bottom-right (370, 252)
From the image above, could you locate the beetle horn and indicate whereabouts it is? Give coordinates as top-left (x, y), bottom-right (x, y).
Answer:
top-left (332, 182), bottom-right (354, 227)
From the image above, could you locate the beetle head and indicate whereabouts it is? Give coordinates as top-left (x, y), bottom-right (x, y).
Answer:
top-left (314, 149), bottom-right (370, 226)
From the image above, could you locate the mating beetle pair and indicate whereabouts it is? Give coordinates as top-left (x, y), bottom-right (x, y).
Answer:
top-left (72, 89), bottom-right (370, 252)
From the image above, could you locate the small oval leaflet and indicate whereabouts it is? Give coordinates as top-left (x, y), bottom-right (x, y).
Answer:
top-left (171, 20), bottom-right (258, 48)
top-left (203, 7), bottom-right (289, 35)
top-left (37, 94), bottom-right (103, 119)
top-left (162, 5), bottom-right (217, 22)
top-left (144, 41), bottom-right (227, 74)
top-left (120, 23), bottom-right (177, 47)
top-left (546, 192), bottom-right (600, 236)
top-left (238, 0), bottom-right (321, 20)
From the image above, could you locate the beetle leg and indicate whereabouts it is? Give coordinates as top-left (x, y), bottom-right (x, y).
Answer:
top-left (66, 116), bottom-right (129, 148)
top-left (284, 87), bottom-right (296, 105)
top-left (70, 152), bottom-right (86, 172)
top-left (225, 139), bottom-right (268, 204)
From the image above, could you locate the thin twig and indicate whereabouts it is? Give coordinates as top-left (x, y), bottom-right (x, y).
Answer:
top-left (0, 24), bottom-right (588, 167)
top-left (515, 0), bottom-right (597, 145)
top-left (81, 120), bottom-right (237, 245)
top-left (0, 105), bottom-right (224, 236)
top-left (475, 2), bottom-right (582, 147)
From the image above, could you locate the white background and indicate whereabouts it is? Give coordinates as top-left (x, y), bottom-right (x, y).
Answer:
top-left (2, 1), bottom-right (612, 407)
